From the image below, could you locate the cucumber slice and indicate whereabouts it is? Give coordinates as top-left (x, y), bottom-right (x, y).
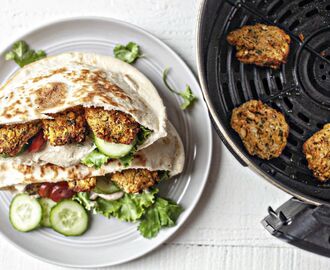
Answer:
top-left (39, 198), bottom-right (57, 227)
top-left (50, 200), bottom-right (88, 236)
top-left (10, 194), bottom-right (42, 232)
top-left (93, 176), bottom-right (121, 194)
top-left (95, 136), bottom-right (133, 158)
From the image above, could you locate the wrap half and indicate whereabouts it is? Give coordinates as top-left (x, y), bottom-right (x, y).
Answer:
top-left (0, 52), bottom-right (168, 171)
top-left (0, 121), bottom-right (184, 192)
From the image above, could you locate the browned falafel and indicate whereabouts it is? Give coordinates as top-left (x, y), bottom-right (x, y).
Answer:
top-left (85, 107), bottom-right (140, 145)
top-left (68, 177), bottom-right (97, 192)
top-left (111, 169), bottom-right (160, 194)
top-left (231, 100), bottom-right (289, 160)
top-left (303, 124), bottom-right (330, 181)
top-left (42, 106), bottom-right (86, 146)
top-left (227, 23), bottom-right (290, 69)
top-left (0, 121), bottom-right (42, 156)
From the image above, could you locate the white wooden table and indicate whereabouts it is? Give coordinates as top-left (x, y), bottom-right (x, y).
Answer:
top-left (0, 0), bottom-right (329, 269)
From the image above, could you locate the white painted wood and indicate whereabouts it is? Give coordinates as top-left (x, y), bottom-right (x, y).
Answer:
top-left (0, 0), bottom-right (329, 269)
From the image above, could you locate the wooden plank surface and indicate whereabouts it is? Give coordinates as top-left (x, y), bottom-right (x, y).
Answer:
top-left (0, 0), bottom-right (329, 269)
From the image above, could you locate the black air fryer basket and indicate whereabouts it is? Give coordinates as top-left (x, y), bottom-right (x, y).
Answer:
top-left (197, 0), bottom-right (330, 257)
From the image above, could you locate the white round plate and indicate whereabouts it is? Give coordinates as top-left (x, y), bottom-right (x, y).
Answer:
top-left (0, 17), bottom-right (212, 268)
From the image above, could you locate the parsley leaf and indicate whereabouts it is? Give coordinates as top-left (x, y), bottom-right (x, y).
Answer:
top-left (5, 40), bottom-right (46, 67)
top-left (159, 171), bottom-right (170, 182)
top-left (119, 125), bottom-right (152, 167)
top-left (113, 42), bottom-right (141, 64)
top-left (138, 197), bottom-right (183, 238)
top-left (81, 150), bottom-right (109, 169)
top-left (138, 126), bottom-right (152, 143)
top-left (162, 67), bottom-right (197, 110)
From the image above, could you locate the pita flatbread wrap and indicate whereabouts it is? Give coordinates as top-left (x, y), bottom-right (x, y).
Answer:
top-left (0, 52), bottom-right (166, 149)
top-left (0, 52), bottom-right (185, 189)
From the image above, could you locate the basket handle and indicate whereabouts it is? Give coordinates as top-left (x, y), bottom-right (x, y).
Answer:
top-left (262, 198), bottom-right (330, 257)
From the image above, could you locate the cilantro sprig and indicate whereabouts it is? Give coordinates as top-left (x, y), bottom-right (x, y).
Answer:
top-left (5, 40), bottom-right (46, 67)
top-left (162, 68), bottom-right (197, 110)
top-left (119, 126), bottom-right (152, 167)
top-left (113, 42), bottom-right (141, 64)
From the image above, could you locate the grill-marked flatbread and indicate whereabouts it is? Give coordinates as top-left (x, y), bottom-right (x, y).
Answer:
top-left (0, 52), bottom-right (167, 149)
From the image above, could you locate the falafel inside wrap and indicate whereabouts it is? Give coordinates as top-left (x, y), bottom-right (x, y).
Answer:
top-left (0, 52), bottom-right (167, 169)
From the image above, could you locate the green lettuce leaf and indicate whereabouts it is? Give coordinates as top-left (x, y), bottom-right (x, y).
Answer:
top-left (73, 192), bottom-right (96, 211)
top-left (162, 67), bottom-right (197, 110)
top-left (138, 197), bottom-right (183, 238)
top-left (5, 40), bottom-right (46, 67)
top-left (73, 189), bottom-right (183, 239)
top-left (96, 197), bottom-right (122, 218)
top-left (81, 150), bottom-right (109, 168)
top-left (113, 42), bottom-right (141, 64)
top-left (96, 188), bottom-right (158, 222)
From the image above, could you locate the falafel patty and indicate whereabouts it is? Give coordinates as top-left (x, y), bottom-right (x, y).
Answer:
top-left (303, 124), bottom-right (330, 181)
top-left (231, 100), bottom-right (289, 160)
top-left (111, 169), bottom-right (159, 193)
top-left (42, 106), bottom-right (86, 146)
top-left (85, 107), bottom-right (140, 145)
top-left (0, 121), bottom-right (42, 156)
top-left (226, 23), bottom-right (290, 69)
top-left (68, 177), bottom-right (96, 192)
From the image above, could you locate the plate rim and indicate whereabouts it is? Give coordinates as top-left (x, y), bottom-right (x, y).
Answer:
top-left (0, 16), bottom-right (213, 268)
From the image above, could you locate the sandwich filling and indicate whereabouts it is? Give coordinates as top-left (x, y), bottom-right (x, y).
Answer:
top-left (22, 169), bottom-right (165, 198)
top-left (0, 106), bottom-right (151, 168)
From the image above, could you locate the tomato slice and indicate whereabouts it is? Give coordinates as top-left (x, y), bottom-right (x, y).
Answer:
top-left (28, 131), bottom-right (46, 153)
top-left (49, 182), bottom-right (75, 202)
top-left (38, 182), bottom-right (55, 198)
